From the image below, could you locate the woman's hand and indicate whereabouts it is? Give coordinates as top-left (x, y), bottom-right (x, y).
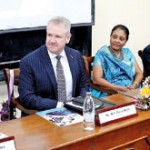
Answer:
top-left (127, 84), bottom-right (137, 90)
top-left (116, 86), bottom-right (130, 92)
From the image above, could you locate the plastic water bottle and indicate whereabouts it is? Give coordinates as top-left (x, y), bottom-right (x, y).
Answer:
top-left (83, 92), bottom-right (95, 130)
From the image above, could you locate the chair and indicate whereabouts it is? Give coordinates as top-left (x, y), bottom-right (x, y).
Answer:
top-left (82, 56), bottom-right (118, 96)
top-left (138, 50), bottom-right (147, 79)
top-left (3, 68), bottom-right (37, 119)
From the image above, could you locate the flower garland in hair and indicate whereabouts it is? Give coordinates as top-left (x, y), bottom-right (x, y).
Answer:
top-left (134, 76), bottom-right (150, 110)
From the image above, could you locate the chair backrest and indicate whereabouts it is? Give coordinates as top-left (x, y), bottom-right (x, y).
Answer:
top-left (82, 56), bottom-right (118, 95)
top-left (3, 68), bottom-right (37, 119)
top-left (138, 50), bottom-right (143, 58)
top-left (82, 56), bottom-right (94, 81)
top-left (4, 68), bottom-right (19, 86)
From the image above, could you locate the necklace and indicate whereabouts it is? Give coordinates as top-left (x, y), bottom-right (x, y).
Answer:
top-left (108, 46), bottom-right (124, 62)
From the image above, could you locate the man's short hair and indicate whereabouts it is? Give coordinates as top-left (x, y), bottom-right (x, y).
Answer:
top-left (47, 16), bottom-right (71, 34)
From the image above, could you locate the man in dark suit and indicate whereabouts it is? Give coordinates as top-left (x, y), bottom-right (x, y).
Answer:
top-left (143, 44), bottom-right (150, 77)
top-left (18, 16), bottom-right (89, 112)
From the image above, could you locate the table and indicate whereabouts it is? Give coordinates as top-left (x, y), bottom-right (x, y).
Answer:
top-left (0, 94), bottom-right (150, 150)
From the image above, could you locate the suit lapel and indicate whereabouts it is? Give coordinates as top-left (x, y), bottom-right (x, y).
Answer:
top-left (65, 47), bottom-right (77, 96)
top-left (40, 46), bottom-right (57, 94)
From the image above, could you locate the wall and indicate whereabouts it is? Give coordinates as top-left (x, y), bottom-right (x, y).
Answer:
top-left (92, 0), bottom-right (150, 70)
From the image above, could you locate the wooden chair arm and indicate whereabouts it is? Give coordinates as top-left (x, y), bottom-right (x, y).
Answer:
top-left (88, 80), bottom-right (119, 95)
top-left (11, 97), bottom-right (37, 115)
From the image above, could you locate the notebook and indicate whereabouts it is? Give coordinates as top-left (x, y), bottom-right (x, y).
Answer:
top-left (65, 96), bottom-right (116, 112)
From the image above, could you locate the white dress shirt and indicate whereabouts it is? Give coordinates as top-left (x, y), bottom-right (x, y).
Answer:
top-left (47, 50), bottom-right (73, 106)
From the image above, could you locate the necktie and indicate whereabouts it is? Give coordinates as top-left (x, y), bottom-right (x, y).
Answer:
top-left (56, 55), bottom-right (66, 102)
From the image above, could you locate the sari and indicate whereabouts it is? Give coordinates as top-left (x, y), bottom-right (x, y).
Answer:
top-left (90, 45), bottom-right (136, 98)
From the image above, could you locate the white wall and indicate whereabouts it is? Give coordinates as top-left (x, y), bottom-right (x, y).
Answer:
top-left (92, 0), bottom-right (150, 70)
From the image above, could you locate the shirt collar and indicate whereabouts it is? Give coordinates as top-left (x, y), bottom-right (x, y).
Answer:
top-left (47, 49), bottom-right (66, 60)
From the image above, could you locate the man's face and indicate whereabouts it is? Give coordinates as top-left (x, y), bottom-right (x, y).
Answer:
top-left (46, 23), bottom-right (71, 55)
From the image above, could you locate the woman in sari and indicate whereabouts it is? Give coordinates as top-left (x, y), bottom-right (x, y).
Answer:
top-left (90, 24), bottom-right (143, 98)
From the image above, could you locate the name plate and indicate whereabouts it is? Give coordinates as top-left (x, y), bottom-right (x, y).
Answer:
top-left (95, 102), bottom-right (138, 125)
top-left (0, 136), bottom-right (16, 150)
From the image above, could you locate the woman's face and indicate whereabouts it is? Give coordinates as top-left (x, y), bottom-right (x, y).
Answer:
top-left (110, 28), bottom-right (127, 51)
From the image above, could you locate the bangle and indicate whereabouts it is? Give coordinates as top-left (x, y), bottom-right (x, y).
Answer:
top-left (133, 81), bottom-right (138, 86)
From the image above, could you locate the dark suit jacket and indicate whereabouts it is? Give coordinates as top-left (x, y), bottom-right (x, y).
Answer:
top-left (18, 45), bottom-right (89, 111)
top-left (143, 44), bottom-right (150, 69)
top-left (143, 44), bottom-right (150, 77)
